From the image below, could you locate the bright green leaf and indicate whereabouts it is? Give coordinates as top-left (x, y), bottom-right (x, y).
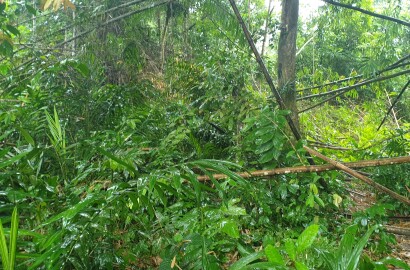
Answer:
top-left (221, 219), bottom-right (239, 239)
top-left (264, 244), bottom-right (285, 266)
top-left (296, 224), bottom-right (319, 253)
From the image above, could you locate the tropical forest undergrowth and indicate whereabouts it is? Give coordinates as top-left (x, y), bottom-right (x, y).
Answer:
top-left (0, 0), bottom-right (409, 269)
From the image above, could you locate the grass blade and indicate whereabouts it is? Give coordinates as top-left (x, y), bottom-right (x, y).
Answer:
top-left (0, 218), bottom-right (10, 269)
top-left (347, 225), bottom-right (376, 270)
top-left (38, 195), bottom-right (98, 228)
top-left (95, 146), bottom-right (138, 176)
top-left (0, 150), bottom-right (30, 170)
top-left (9, 206), bottom-right (18, 270)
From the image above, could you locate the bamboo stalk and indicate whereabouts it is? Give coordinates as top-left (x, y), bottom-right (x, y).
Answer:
top-left (304, 146), bottom-right (410, 206)
top-left (197, 155), bottom-right (410, 181)
top-left (322, 0), bottom-right (410, 27)
top-left (297, 69), bottom-right (410, 101)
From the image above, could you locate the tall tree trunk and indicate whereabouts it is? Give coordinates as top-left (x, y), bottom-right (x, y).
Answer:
top-left (277, 0), bottom-right (300, 131)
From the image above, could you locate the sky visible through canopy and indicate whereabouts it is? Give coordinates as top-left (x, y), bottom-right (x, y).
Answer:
top-left (265, 0), bottom-right (324, 19)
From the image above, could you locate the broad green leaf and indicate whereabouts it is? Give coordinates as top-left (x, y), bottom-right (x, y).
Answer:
top-left (255, 126), bottom-right (274, 137)
top-left (17, 126), bottom-right (35, 146)
top-left (229, 251), bottom-right (264, 270)
top-left (75, 63), bottom-right (90, 77)
top-left (221, 219), bottom-right (239, 239)
top-left (314, 195), bottom-right (325, 207)
top-left (0, 150), bottom-right (30, 170)
top-left (309, 183), bottom-right (318, 194)
top-left (258, 150), bottom-right (277, 164)
top-left (379, 257), bottom-right (410, 270)
top-left (237, 243), bottom-right (253, 256)
top-left (96, 147), bottom-right (137, 176)
top-left (154, 184), bottom-right (167, 206)
top-left (0, 39), bottom-right (13, 57)
top-left (295, 261), bottom-right (309, 270)
top-left (255, 132), bottom-right (275, 145)
top-left (254, 141), bottom-right (274, 154)
top-left (38, 195), bottom-right (98, 227)
top-left (221, 205), bottom-right (246, 216)
top-left (245, 261), bottom-right (287, 269)
top-left (264, 244), bottom-right (285, 266)
top-left (296, 224), bottom-right (319, 253)
top-left (6, 25), bottom-right (20, 36)
top-left (306, 193), bottom-right (315, 208)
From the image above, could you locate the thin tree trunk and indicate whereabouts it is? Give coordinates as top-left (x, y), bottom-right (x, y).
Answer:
top-left (278, 0), bottom-right (300, 131)
top-left (228, 0), bottom-right (329, 190)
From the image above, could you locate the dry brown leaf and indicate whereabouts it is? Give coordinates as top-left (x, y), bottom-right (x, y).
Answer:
top-left (171, 256), bottom-right (176, 268)
top-left (63, 0), bottom-right (76, 10)
top-left (41, 0), bottom-right (75, 11)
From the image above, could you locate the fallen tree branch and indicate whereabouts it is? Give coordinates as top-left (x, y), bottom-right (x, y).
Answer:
top-left (386, 226), bottom-right (410, 236)
top-left (297, 74), bottom-right (363, 93)
top-left (304, 146), bottom-right (410, 206)
top-left (299, 71), bottom-right (410, 113)
top-left (322, 0), bottom-right (410, 27)
top-left (297, 54), bottom-right (409, 93)
top-left (377, 80), bottom-right (410, 131)
top-left (307, 140), bottom-right (352, 151)
top-left (197, 155), bottom-right (410, 181)
top-left (297, 69), bottom-right (410, 101)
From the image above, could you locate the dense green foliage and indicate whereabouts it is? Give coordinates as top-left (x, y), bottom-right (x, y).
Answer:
top-left (0, 0), bottom-right (409, 269)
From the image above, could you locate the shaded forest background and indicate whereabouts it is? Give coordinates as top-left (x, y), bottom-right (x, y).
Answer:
top-left (0, 0), bottom-right (409, 269)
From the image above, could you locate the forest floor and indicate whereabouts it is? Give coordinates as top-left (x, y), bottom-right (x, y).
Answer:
top-left (348, 184), bottom-right (410, 265)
